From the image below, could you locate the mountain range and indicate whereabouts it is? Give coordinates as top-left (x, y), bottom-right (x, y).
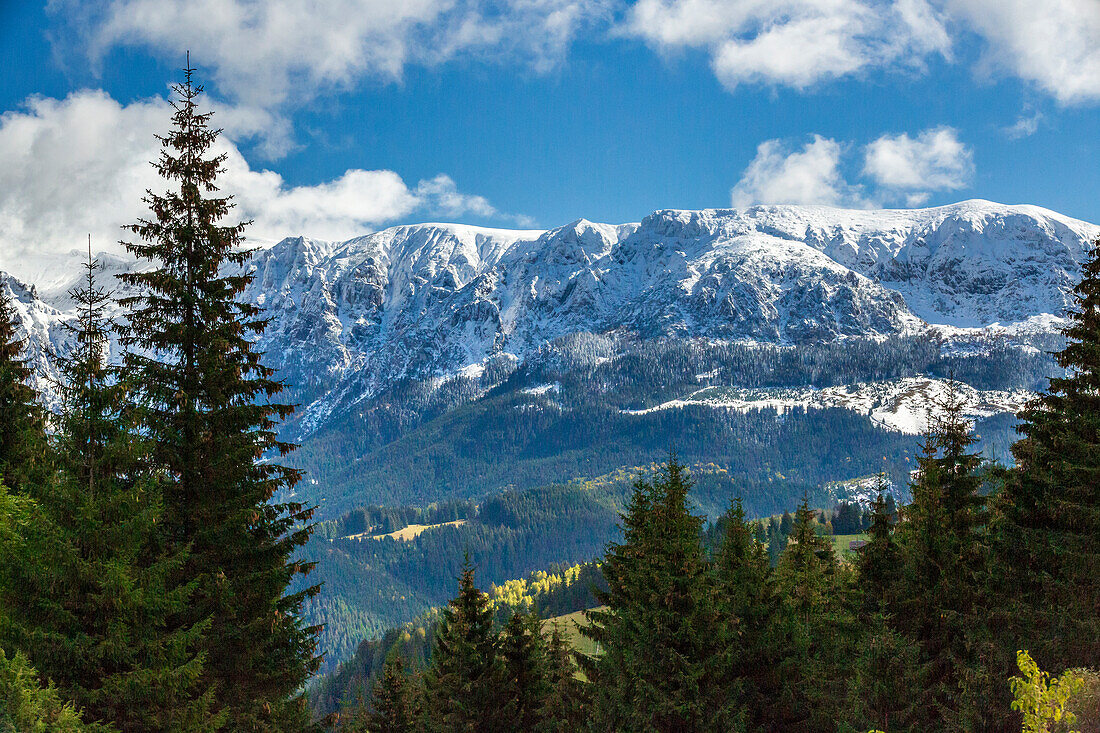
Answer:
top-left (6, 199), bottom-right (1098, 517)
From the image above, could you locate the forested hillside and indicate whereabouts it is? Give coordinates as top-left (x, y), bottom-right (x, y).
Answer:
top-left (283, 331), bottom-right (1055, 518)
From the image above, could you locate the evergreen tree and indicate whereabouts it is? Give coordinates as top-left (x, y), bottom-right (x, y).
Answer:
top-left (858, 487), bottom-right (902, 615)
top-left (579, 458), bottom-right (730, 731)
top-left (0, 648), bottom-right (112, 733)
top-left (992, 237), bottom-right (1100, 674)
top-left (894, 388), bottom-right (994, 732)
top-left (766, 522), bottom-right (785, 568)
top-left (499, 611), bottom-right (550, 731)
top-left (779, 510), bottom-right (793, 537)
top-left (536, 624), bottom-right (586, 733)
top-left (0, 283), bottom-right (46, 493)
top-left (714, 497), bottom-right (778, 732)
top-left (842, 610), bottom-right (920, 733)
top-left (117, 63), bottom-right (319, 729)
top-left (773, 497), bottom-right (853, 730)
top-left (884, 494), bottom-right (898, 525)
top-left (354, 656), bottom-right (417, 733)
top-left (832, 502), bottom-right (863, 535)
top-left (1, 253), bottom-right (219, 731)
top-left (421, 558), bottom-right (508, 732)
top-left (848, 481), bottom-right (917, 732)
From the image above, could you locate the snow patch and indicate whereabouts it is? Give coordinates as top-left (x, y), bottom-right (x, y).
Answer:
top-left (621, 377), bottom-right (1033, 435)
top-left (521, 382), bottom-right (561, 396)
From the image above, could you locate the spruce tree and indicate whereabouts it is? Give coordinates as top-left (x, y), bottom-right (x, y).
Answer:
top-left (0, 283), bottom-right (46, 493)
top-left (779, 510), bottom-right (793, 537)
top-left (766, 522), bottom-right (785, 567)
top-left (499, 611), bottom-right (551, 731)
top-left (714, 497), bottom-right (778, 733)
top-left (421, 559), bottom-right (509, 732)
top-left (356, 656), bottom-right (417, 733)
top-left (992, 237), bottom-right (1100, 674)
top-left (894, 389), bottom-right (994, 732)
top-left (848, 485), bottom-right (917, 733)
top-left (0, 252), bottom-right (219, 731)
top-left (0, 647), bottom-right (113, 733)
top-left (117, 63), bottom-right (319, 729)
top-left (843, 609), bottom-right (920, 733)
top-left (579, 458), bottom-right (730, 731)
top-left (536, 624), bottom-right (586, 733)
top-left (858, 488), bottom-right (902, 616)
top-left (773, 497), bottom-right (852, 730)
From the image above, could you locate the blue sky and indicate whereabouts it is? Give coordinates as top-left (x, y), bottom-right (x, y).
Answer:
top-left (1, 0), bottom-right (1098, 275)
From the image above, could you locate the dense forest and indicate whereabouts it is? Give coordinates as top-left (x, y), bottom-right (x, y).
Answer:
top-left (301, 463), bottom-right (893, 672)
top-left (323, 417), bottom-right (1100, 732)
top-left (1, 65), bottom-right (1098, 733)
top-left (289, 333), bottom-right (1049, 519)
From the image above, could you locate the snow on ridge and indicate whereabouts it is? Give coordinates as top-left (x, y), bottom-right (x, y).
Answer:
top-left (825, 475), bottom-right (906, 508)
top-left (620, 377), bottom-right (1033, 435)
top-left (521, 382), bottom-right (560, 396)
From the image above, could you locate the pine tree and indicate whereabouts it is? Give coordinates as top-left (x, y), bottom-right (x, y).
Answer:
top-left (353, 656), bottom-right (417, 733)
top-left (894, 387), bottom-right (994, 732)
top-left (499, 611), bottom-right (551, 731)
top-left (991, 237), bottom-right (1100, 674)
top-left (0, 252), bottom-right (220, 731)
top-left (116, 62), bottom-right (319, 729)
top-left (858, 487), bottom-right (902, 615)
top-left (579, 458), bottom-right (730, 731)
top-left (421, 558), bottom-right (509, 732)
top-left (714, 497), bottom-right (778, 732)
top-left (535, 624), bottom-right (586, 733)
top-left (0, 282), bottom-right (46, 493)
top-left (773, 497), bottom-right (852, 730)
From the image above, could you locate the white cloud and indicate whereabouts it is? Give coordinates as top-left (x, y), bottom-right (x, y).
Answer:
top-left (1003, 111), bottom-right (1043, 140)
top-left (731, 127), bottom-right (973, 209)
top-left (622, 0), bottom-right (1100, 104)
top-left (945, 0), bottom-right (1100, 105)
top-left (625, 0), bottom-right (951, 90)
top-left (63, 0), bottom-right (613, 111)
top-left (0, 90), bottom-right (525, 281)
top-left (862, 126), bottom-right (972, 193)
top-left (415, 174), bottom-right (499, 219)
top-left (730, 136), bottom-right (863, 207)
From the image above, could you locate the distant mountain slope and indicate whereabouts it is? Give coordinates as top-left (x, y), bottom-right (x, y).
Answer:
top-left (5, 200), bottom-right (1096, 513)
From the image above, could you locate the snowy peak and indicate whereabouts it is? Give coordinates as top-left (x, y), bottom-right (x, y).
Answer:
top-left (5, 201), bottom-right (1098, 437)
top-left (0, 272), bottom-right (70, 399)
top-left (224, 200), bottom-right (1097, 434)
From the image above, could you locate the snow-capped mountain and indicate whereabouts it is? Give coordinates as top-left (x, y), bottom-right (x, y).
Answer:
top-left (0, 273), bottom-right (70, 403)
top-left (227, 200), bottom-right (1095, 435)
top-left (7, 200), bottom-right (1098, 441)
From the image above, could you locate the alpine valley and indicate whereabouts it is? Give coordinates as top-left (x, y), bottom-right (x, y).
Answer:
top-left (7, 199), bottom-right (1099, 671)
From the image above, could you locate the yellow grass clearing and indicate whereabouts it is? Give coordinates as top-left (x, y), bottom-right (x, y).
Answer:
top-left (542, 607), bottom-right (605, 660)
top-left (343, 520), bottom-right (468, 542)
